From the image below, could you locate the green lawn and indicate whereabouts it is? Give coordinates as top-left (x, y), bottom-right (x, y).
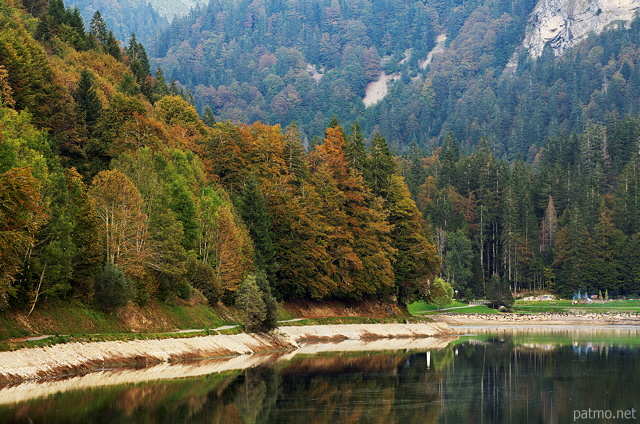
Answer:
top-left (407, 300), bottom-right (498, 315)
top-left (407, 300), bottom-right (467, 314)
top-left (407, 298), bottom-right (640, 316)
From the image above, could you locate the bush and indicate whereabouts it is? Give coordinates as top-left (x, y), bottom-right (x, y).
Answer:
top-left (426, 277), bottom-right (454, 310)
top-left (93, 263), bottom-right (135, 311)
top-left (187, 257), bottom-right (221, 304)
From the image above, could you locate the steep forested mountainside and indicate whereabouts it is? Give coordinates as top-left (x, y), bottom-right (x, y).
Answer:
top-left (151, 0), bottom-right (445, 144)
top-left (148, 0), bottom-right (640, 159)
top-left (147, 0), bottom-right (533, 149)
top-left (65, 0), bottom-right (168, 45)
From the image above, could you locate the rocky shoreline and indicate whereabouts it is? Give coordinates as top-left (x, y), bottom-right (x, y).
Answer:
top-left (0, 323), bottom-right (456, 384)
top-left (434, 312), bottom-right (640, 326)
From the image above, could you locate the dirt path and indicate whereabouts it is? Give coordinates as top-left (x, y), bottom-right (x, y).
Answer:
top-left (8, 324), bottom-right (244, 343)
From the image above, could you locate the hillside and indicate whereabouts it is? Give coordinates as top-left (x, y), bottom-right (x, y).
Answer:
top-left (0, 0), bottom-right (443, 324)
top-left (5, 0), bottom-right (640, 324)
top-left (140, 0), bottom-right (640, 159)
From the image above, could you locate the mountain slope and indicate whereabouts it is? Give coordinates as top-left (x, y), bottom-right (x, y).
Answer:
top-left (68, 0), bottom-right (168, 45)
top-left (142, 0), bottom-right (640, 159)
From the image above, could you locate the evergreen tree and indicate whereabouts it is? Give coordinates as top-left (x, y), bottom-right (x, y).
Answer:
top-left (236, 273), bottom-right (267, 333)
top-left (126, 34), bottom-right (151, 97)
top-left (255, 271), bottom-right (278, 331)
top-left (368, 132), bottom-right (397, 199)
top-left (283, 122), bottom-right (308, 182)
top-left (104, 31), bottom-right (122, 61)
top-left (439, 132), bottom-right (460, 188)
top-left (89, 11), bottom-right (108, 45)
top-left (202, 105), bottom-right (216, 127)
top-left (586, 202), bottom-right (626, 295)
top-left (73, 70), bottom-right (102, 134)
top-left (239, 177), bottom-right (277, 285)
top-left (541, 195), bottom-right (558, 253)
top-left (443, 229), bottom-right (474, 293)
top-left (486, 273), bottom-right (514, 309)
top-left (345, 122), bottom-right (368, 176)
top-left (94, 263), bottom-right (135, 311)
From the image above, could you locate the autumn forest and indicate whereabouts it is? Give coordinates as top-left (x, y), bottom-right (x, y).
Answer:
top-left (2, 0), bottom-right (640, 320)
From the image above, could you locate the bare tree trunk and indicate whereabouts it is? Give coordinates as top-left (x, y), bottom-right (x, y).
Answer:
top-left (28, 264), bottom-right (46, 316)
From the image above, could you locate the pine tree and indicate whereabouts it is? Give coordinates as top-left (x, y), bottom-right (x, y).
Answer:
top-left (541, 195), bottom-right (558, 253)
top-left (104, 31), bottom-right (122, 61)
top-left (73, 70), bottom-right (102, 134)
top-left (239, 177), bottom-right (276, 285)
top-left (283, 122), bottom-right (308, 182)
top-left (89, 11), bottom-right (108, 45)
top-left (202, 105), bottom-right (216, 127)
top-left (255, 271), bottom-right (278, 331)
top-left (586, 201), bottom-right (625, 294)
top-left (368, 132), bottom-right (397, 199)
top-left (126, 33), bottom-right (150, 90)
top-left (345, 122), bottom-right (368, 176)
top-left (439, 132), bottom-right (460, 188)
top-left (236, 274), bottom-right (267, 332)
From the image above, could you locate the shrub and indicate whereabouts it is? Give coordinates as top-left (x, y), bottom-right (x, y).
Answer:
top-left (427, 277), bottom-right (454, 310)
top-left (93, 263), bottom-right (135, 311)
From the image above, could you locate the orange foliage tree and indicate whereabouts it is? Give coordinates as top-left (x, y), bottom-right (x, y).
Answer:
top-left (0, 166), bottom-right (46, 308)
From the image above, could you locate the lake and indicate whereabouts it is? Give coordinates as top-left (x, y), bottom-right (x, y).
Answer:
top-left (1, 327), bottom-right (639, 423)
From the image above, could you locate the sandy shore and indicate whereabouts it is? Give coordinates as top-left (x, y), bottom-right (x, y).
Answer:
top-left (0, 323), bottom-right (457, 385)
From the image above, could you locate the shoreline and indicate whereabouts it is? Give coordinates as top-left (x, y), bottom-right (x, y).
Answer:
top-left (0, 322), bottom-right (456, 385)
top-left (433, 312), bottom-right (640, 328)
top-left (3, 314), bottom-right (639, 388)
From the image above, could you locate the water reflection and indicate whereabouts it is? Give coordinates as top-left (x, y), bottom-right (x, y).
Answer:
top-left (1, 331), bottom-right (639, 423)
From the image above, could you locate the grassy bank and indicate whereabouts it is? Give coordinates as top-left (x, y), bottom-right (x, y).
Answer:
top-left (0, 298), bottom-right (415, 351)
top-left (406, 298), bottom-right (640, 316)
top-left (408, 300), bottom-right (498, 315)
top-left (0, 299), bottom-right (243, 351)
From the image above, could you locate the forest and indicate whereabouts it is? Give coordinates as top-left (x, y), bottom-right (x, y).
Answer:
top-left (3, 0), bottom-right (640, 321)
top-left (404, 121), bottom-right (640, 299)
top-left (0, 0), bottom-right (440, 318)
top-left (149, 0), bottom-right (640, 164)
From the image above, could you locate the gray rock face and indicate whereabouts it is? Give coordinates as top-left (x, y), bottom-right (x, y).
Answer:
top-left (523, 0), bottom-right (640, 57)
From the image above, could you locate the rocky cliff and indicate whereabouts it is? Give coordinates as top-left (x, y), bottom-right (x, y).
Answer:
top-left (523, 0), bottom-right (640, 57)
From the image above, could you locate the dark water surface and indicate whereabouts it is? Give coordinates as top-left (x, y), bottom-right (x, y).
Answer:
top-left (1, 329), bottom-right (639, 423)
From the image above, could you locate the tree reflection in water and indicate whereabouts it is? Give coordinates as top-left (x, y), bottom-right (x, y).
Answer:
top-left (2, 333), bottom-right (639, 423)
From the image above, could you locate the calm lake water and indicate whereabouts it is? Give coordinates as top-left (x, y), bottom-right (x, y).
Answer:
top-left (1, 328), bottom-right (639, 423)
